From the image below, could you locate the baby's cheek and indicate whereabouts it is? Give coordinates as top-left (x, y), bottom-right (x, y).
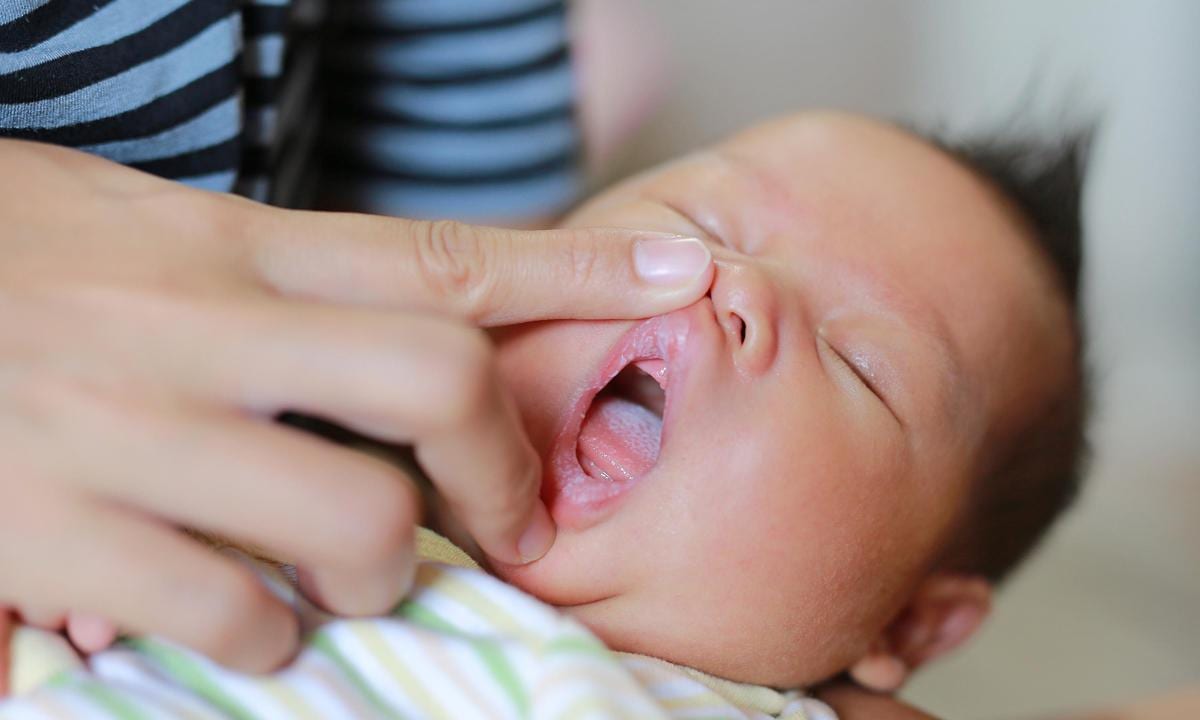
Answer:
top-left (667, 430), bottom-right (894, 651)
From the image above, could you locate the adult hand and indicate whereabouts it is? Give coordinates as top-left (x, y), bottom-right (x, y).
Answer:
top-left (0, 140), bottom-right (712, 673)
top-left (815, 682), bottom-right (942, 720)
top-left (0, 611), bottom-right (10, 695)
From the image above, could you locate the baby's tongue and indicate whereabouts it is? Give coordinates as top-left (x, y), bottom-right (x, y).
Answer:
top-left (577, 396), bottom-right (662, 482)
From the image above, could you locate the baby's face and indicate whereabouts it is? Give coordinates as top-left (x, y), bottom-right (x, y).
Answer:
top-left (490, 113), bottom-right (1072, 686)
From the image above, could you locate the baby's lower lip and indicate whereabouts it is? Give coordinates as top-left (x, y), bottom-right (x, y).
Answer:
top-left (543, 311), bottom-right (694, 531)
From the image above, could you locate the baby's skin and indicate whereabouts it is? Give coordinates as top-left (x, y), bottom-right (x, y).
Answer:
top-left (2, 113), bottom-right (1074, 707)
top-left (488, 112), bottom-right (1075, 689)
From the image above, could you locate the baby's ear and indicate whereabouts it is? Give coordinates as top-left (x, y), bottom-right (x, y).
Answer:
top-left (848, 574), bottom-right (991, 693)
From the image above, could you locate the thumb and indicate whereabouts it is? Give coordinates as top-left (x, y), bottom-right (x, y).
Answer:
top-left (255, 211), bottom-right (714, 324)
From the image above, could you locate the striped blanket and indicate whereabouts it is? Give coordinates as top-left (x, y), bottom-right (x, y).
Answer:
top-left (3, 531), bottom-right (835, 719)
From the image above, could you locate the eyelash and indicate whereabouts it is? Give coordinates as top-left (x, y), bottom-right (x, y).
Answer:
top-left (821, 335), bottom-right (893, 411)
top-left (829, 344), bottom-right (872, 392)
top-left (840, 348), bottom-right (882, 396)
top-left (842, 346), bottom-right (905, 427)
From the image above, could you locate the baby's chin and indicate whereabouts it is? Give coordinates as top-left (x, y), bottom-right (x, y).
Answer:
top-left (494, 555), bottom-right (830, 688)
top-left (489, 566), bottom-right (668, 665)
top-left (556, 591), bottom-right (848, 689)
top-left (488, 533), bottom-right (614, 611)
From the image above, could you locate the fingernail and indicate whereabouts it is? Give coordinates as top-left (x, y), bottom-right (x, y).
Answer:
top-left (633, 236), bottom-right (711, 286)
top-left (517, 502), bottom-right (556, 563)
top-left (66, 613), bottom-right (118, 653)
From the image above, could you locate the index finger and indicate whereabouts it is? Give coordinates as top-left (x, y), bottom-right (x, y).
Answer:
top-left (251, 211), bottom-right (713, 325)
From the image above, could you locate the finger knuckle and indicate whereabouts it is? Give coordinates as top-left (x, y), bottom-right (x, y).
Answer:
top-left (11, 372), bottom-right (90, 419)
top-left (17, 377), bottom-right (165, 456)
top-left (563, 232), bottom-right (603, 287)
top-left (0, 481), bottom-right (81, 588)
top-left (19, 606), bottom-right (67, 629)
top-left (145, 187), bottom-right (253, 248)
top-left (9, 375), bottom-right (136, 449)
top-left (334, 468), bottom-right (418, 568)
top-left (413, 220), bottom-right (499, 317)
top-left (192, 567), bottom-right (271, 659)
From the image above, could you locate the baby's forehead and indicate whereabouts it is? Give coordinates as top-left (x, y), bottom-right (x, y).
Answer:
top-left (721, 111), bottom-right (928, 165)
top-left (710, 113), bottom-right (1046, 273)
top-left (714, 113), bottom-right (979, 212)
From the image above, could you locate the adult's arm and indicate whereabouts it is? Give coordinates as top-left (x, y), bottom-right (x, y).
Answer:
top-left (0, 139), bottom-right (712, 675)
top-left (816, 683), bottom-right (942, 720)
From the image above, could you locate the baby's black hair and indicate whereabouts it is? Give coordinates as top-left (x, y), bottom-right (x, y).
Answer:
top-left (926, 128), bottom-right (1093, 584)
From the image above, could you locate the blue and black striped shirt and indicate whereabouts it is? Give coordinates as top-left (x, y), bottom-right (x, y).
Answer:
top-left (0, 0), bottom-right (581, 220)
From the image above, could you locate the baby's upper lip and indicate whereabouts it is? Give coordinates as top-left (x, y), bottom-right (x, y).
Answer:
top-left (555, 319), bottom-right (672, 455)
top-left (541, 301), bottom-right (713, 524)
top-left (586, 301), bottom-right (715, 432)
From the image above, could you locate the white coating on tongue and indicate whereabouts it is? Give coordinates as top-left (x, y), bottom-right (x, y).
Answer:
top-left (576, 396), bottom-right (662, 482)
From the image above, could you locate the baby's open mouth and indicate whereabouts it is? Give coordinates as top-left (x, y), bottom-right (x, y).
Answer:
top-left (576, 360), bottom-right (667, 483)
top-left (544, 310), bottom-right (693, 528)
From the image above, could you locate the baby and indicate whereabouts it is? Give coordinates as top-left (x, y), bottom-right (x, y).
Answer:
top-left (2, 111), bottom-right (1089, 718)
top-left (489, 110), bottom-right (1089, 689)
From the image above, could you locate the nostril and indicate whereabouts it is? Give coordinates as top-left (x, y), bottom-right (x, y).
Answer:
top-left (710, 264), bottom-right (777, 374)
top-left (725, 312), bottom-right (747, 345)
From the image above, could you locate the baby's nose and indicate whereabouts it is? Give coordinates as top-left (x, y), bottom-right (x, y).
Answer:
top-left (709, 258), bottom-right (779, 376)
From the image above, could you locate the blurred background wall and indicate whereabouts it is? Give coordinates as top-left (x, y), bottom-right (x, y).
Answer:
top-left (600, 2), bottom-right (1200, 717)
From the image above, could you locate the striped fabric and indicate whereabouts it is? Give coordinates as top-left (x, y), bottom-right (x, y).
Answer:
top-left (0, 0), bottom-right (582, 217)
top-left (0, 0), bottom-right (252, 193)
top-left (2, 537), bottom-right (837, 719)
top-left (315, 0), bottom-right (583, 220)
top-left (235, 0), bottom-right (322, 205)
